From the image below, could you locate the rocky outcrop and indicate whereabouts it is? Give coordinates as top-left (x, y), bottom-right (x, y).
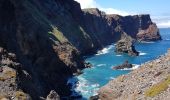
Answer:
top-left (46, 90), bottom-right (60, 100)
top-left (99, 49), bottom-right (170, 100)
top-left (112, 60), bottom-right (133, 70)
top-left (115, 32), bottom-right (139, 56)
top-left (0, 47), bottom-right (31, 99)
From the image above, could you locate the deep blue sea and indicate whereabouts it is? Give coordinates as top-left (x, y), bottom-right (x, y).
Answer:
top-left (68, 28), bottom-right (170, 99)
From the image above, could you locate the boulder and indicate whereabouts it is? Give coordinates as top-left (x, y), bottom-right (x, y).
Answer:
top-left (113, 60), bottom-right (133, 70)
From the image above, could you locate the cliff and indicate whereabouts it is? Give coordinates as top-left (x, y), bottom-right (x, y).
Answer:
top-left (0, 0), bottom-right (161, 99)
top-left (99, 49), bottom-right (170, 100)
top-left (0, 0), bottom-right (85, 99)
top-left (80, 8), bottom-right (161, 54)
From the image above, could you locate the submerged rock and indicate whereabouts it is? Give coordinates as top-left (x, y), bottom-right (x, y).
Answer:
top-left (115, 32), bottom-right (139, 56)
top-left (113, 60), bottom-right (133, 70)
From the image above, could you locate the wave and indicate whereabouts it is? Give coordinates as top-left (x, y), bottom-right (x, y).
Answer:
top-left (110, 77), bottom-right (115, 80)
top-left (165, 38), bottom-right (170, 41)
top-left (116, 54), bottom-right (122, 56)
top-left (140, 41), bottom-right (155, 43)
top-left (120, 64), bottom-right (140, 70)
top-left (139, 51), bottom-right (147, 56)
top-left (97, 64), bottom-right (106, 67)
top-left (95, 45), bottom-right (114, 55)
top-left (74, 76), bottom-right (100, 98)
top-left (139, 52), bottom-right (147, 56)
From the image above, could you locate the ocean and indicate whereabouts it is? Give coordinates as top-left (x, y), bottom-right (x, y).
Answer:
top-left (68, 28), bottom-right (170, 99)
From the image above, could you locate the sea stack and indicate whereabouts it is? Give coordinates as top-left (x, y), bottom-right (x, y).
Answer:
top-left (115, 32), bottom-right (139, 56)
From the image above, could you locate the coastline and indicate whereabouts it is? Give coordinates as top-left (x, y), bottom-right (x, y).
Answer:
top-left (98, 49), bottom-right (170, 100)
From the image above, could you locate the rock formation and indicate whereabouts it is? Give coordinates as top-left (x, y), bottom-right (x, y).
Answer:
top-left (99, 49), bottom-right (170, 100)
top-left (0, 0), bottom-right (161, 99)
top-left (112, 60), bottom-right (133, 70)
top-left (115, 32), bottom-right (139, 56)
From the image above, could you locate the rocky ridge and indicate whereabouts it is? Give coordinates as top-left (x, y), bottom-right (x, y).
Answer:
top-left (99, 49), bottom-right (170, 100)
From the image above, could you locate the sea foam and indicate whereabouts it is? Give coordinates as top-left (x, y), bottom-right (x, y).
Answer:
top-left (95, 45), bottom-right (114, 55)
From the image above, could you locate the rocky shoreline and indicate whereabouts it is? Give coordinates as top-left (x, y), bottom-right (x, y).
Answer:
top-left (98, 49), bottom-right (170, 100)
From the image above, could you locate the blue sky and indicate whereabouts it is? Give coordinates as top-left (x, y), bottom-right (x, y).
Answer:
top-left (75, 0), bottom-right (170, 28)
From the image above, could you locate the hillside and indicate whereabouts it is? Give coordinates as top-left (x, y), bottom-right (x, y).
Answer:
top-left (99, 49), bottom-right (170, 100)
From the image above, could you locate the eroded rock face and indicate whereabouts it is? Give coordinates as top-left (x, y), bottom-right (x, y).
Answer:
top-left (0, 0), bottom-right (84, 99)
top-left (115, 32), bottom-right (139, 56)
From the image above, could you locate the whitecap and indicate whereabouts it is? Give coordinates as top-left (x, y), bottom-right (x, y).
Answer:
top-left (141, 41), bottom-right (155, 43)
top-left (116, 54), bottom-right (122, 56)
top-left (74, 76), bottom-right (100, 98)
top-left (97, 64), bottom-right (106, 67)
top-left (95, 45), bottom-right (114, 55)
top-left (139, 51), bottom-right (147, 56)
top-left (139, 52), bottom-right (147, 56)
top-left (110, 77), bottom-right (115, 80)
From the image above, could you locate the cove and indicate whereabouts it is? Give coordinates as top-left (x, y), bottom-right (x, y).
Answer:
top-left (68, 28), bottom-right (170, 99)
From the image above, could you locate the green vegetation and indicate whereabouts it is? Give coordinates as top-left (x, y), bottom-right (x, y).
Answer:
top-left (145, 75), bottom-right (170, 97)
top-left (48, 26), bottom-right (68, 43)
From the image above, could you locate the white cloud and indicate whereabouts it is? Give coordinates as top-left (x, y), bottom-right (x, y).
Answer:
top-left (75, 0), bottom-right (170, 28)
top-left (75, 0), bottom-right (132, 16)
top-left (75, 0), bottom-right (98, 8)
top-left (151, 16), bottom-right (170, 28)
top-left (156, 21), bottom-right (170, 28)
top-left (100, 8), bottom-right (131, 16)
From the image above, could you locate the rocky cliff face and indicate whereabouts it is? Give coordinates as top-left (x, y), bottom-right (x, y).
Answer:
top-left (0, 0), bottom-right (161, 99)
top-left (0, 0), bottom-right (85, 99)
top-left (80, 8), bottom-right (161, 54)
top-left (99, 49), bottom-right (170, 100)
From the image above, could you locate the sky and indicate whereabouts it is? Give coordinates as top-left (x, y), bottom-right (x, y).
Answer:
top-left (75, 0), bottom-right (170, 28)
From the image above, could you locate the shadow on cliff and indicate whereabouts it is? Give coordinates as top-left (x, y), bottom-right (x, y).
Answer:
top-left (0, 0), bottom-right (81, 99)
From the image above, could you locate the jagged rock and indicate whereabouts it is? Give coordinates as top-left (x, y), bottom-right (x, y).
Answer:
top-left (113, 60), bottom-right (133, 70)
top-left (46, 90), bottom-right (60, 100)
top-left (115, 32), bottom-right (139, 56)
top-left (89, 95), bottom-right (99, 100)
top-left (84, 62), bottom-right (92, 68)
top-left (137, 23), bottom-right (162, 41)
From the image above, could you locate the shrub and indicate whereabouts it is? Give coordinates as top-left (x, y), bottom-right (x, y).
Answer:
top-left (145, 75), bottom-right (170, 97)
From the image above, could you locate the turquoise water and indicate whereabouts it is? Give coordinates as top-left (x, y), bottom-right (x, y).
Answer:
top-left (69, 28), bottom-right (170, 99)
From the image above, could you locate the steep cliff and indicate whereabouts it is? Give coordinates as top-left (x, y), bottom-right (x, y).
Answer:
top-left (0, 0), bottom-right (85, 99)
top-left (80, 8), bottom-right (161, 54)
